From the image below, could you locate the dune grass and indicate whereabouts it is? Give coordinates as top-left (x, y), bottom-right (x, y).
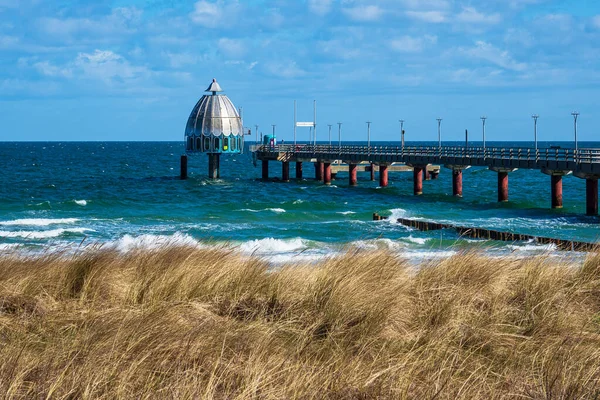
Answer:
top-left (1, 245), bottom-right (600, 399)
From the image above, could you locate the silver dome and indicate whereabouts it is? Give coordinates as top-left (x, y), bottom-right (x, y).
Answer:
top-left (185, 79), bottom-right (243, 138)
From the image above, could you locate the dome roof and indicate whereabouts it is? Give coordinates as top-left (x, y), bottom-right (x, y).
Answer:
top-left (185, 79), bottom-right (243, 138)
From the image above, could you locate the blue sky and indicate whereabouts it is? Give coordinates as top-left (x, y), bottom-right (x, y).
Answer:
top-left (1, 0), bottom-right (599, 142)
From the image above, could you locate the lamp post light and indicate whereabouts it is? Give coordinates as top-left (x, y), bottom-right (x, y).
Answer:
top-left (436, 118), bottom-right (442, 149)
top-left (532, 114), bottom-right (539, 151)
top-left (480, 116), bottom-right (487, 150)
top-left (399, 119), bottom-right (405, 149)
top-left (572, 112), bottom-right (579, 153)
top-left (328, 124), bottom-right (332, 147)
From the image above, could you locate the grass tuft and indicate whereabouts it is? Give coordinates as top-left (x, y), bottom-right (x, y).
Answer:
top-left (0, 246), bottom-right (599, 398)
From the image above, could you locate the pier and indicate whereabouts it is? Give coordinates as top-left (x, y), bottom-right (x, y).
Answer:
top-left (252, 144), bottom-right (600, 216)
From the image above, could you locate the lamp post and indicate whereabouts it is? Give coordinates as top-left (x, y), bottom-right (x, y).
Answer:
top-left (572, 112), bottom-right (579, 153)
top-left (480, 116), bottom-right (487, 150)
top-left (436, 118), bottom-right (442, 149)
top-left (532, 114), bottom-right (539, 151)
top-left (337, 122), bottom-right (342, 148)
top-left (366, 121), bottom-right (372, 149)
top-left (328, 124), bottom-right (332, 147)
top-left (255, 124), bottom-right (259, 144)
top-left (399, 119), bottom-right (405, 149)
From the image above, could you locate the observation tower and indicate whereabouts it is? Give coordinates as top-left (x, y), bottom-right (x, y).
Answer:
top-left (180, 78), bottom-right (245, 179)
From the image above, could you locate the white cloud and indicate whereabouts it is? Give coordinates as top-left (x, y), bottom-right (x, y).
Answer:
top-left (343, 5), bottom-right (383, 22)
top-left (33, 61), bottom-right (73, 78)
top-left (456, 7), bottom-right (501, 24)
top-left (264, 61), bottom-right (306, 79)
top-left (218, 38), bottom-right (247, 58)
top-left (390, 35), bottom-right (437, 53)
top-left (190, 0), bottom-right (240, 28)
top-left (38, 7), bottom-right (141, 38)
top-left (405, 10), bottom-right (446, 23)
top-left (308, 0), bottom-right (333, 16)
top-left (459, 41), bottom-right (528, 72)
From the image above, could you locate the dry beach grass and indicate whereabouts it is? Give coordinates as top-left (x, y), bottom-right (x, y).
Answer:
top-left (1, 245), bottom-right (600, 399)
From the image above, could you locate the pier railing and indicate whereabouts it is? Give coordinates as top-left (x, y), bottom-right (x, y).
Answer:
top-left (251, 144), bottom-right (600, 165)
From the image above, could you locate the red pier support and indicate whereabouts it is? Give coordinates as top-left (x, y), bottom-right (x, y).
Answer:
top-left (498, 172), bottom-right (508, 202)
top-left (282, 161), bottom-right (290, 182)
top-left (296, 162), bottom-right (302, 180)
top-left (324, 162), bottom-right (332, 185)
top-left (349, 164), bottom-right (358, 186)
top-left (586, 178), bottom-right (598, 216)
top-left (452, 169), bottom-right (463, 197)
top-left (314, 162), bottom-right (323, 181)
top-left (551, 175), bottom-right (563, 209)
top-left (261, 159), bottom-right (268, 181)
top-left (379, 165), bottom-right (389, 187)
top-left (413, 166), bottom-right (423, 195)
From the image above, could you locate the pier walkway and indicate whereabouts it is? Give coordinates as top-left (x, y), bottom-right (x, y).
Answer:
top-left (252, 144), bottom-right (600, 216)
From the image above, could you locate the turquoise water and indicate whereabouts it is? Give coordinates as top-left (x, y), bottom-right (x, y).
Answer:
top-left (1, 141), bottom-right (599, 262)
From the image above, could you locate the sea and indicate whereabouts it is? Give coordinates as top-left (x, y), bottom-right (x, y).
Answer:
top-left (1, 141), bottom-right (599, 263)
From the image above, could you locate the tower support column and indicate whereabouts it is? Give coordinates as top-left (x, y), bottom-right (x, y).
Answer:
top-left (379, 165), bottom-right (389, 187)
top-left (282, 161), bottom-right (290, 182)
top-left (296, 162), bottom-right (303, 180)
top-left (209, 153), bottom-right (220, 179)
top-left (324, 162), bottom-right (332, 185)
top-left (261, 159), bottom-right (269, 181)
top-left (587, 179), bottom-right (598, 216)
top-left (180, 154), bottom-right (188, 180)
top-left (349, 164), bottom-right (358, 186)
top-left (370, 163), bottom-right (375, 181)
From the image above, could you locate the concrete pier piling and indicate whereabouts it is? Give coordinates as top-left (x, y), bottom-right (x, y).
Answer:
top-left (498, 172), bottom-right (508, 202)
top-left (551, 175), bottom-right (563, 209)
top-left (324, 162), bottom-right (332, 185)
top-left (349, 164), bottom-right (358, 186)
top-left (370, 163), bottom-right (375, 181)
top-left (180, 155), bottom-right (188, 180)
top-left (296, 162), bottom-right (303, 180)
top-left (452, 169), bottom-right (463, 197)
top-left (209, 153), bottom-right (220, 179)
top-left (315, 162), bottom-right (324, 181)
top-left (413, 166), bottom-right (423, 195)
top-left (282, 161), bottom-right (290, 182)
top-left (586, 178), bottom-right (598, 216)
top-left (261, 159), bottom-right (269, 181)
top-left (379, 165), bottom-right (389, 187)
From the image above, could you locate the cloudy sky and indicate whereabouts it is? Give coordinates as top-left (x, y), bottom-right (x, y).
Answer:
top-left (1, 0), bottom-right (599, 142)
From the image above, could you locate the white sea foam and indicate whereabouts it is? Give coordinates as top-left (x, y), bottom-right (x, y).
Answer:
top-left (405, 236), bottom-right (430, 245)
top-left (240, 237), bottom-right (307, 254)
top-left (388, 208), bottom-right (407, 221)
top-left (0, 218), bottom-right (79, 226)
top-left (0, 228), bottom-right (91, 239)
top-left (112, 232), bottom-right (201, 252)
top-left (293, 199), bottom-right (304, 204)
top-left (507, 243), bottom-right (557, 252)
top-left (74, 200), bottom-right (87, 206)
top-left (238, 208), bottom-right (286, 214)
top-left (337, 211), bottom-right (356, 215)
